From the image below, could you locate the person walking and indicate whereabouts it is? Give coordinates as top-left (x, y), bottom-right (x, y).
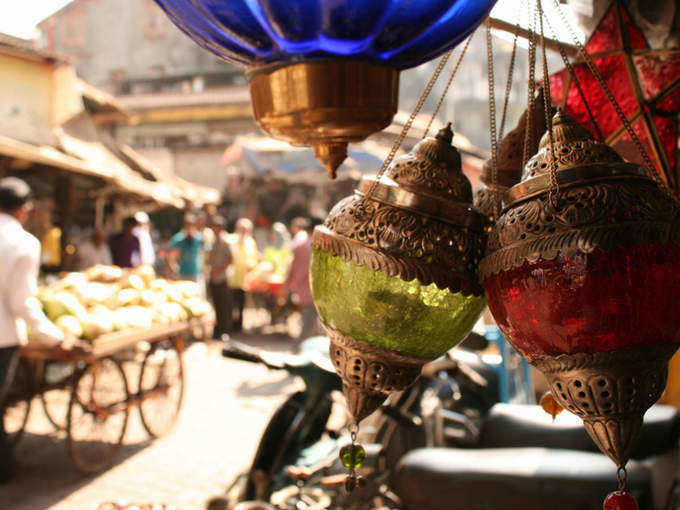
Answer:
top-left (282, 217), bottom-right (319, 346)
top-left (207, 217), bottom-right (233, 338)
top-left (109, 216), bottom-right (141, 268)
top-left (228, 218), bottom-right (258, 332)
top-left (133, 211), bottom-right (155, 267)
top-left (169, 214), bottom-right (205, 284)
top-left (0, 178), bottom-right (65, 483)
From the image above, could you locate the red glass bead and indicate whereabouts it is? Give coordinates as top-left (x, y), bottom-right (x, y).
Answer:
top-left (484, 242), bottom-right (680, 359)
top-left (603, 491), bottom-right (639, 510)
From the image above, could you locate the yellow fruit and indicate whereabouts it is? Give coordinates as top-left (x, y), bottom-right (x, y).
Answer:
top-left (133, 265), bottom-right (156, 285)
top-left (125, 274), bottom-right (146, 291)
top-left (55, 315), bottom-right (84, 338)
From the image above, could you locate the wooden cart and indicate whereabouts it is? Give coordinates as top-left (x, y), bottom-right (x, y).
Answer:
top-left (2, 316), bottom-right (213, 474)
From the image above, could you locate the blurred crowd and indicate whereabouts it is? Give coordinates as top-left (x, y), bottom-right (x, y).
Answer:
top-left (72, 211), bottom-right (321, 344)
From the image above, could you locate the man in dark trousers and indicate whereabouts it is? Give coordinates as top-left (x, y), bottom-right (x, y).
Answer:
top-left (0, 178), bottom-right (65, 483)
top-left (207, 217), bottom-right (233, 338)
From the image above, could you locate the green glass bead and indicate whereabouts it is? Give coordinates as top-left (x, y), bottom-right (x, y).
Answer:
top-left (340, 443), bottom-right (366, 470)
top-left (310, 249), bottom-right (486, 359)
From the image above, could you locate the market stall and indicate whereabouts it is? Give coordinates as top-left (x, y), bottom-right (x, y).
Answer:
top-left (3, 264), bottom-right (214, 474)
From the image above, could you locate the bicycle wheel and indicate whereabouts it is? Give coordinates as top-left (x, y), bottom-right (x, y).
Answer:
top-left (138, 340), bottom-right (184, 438)
top-left (41, 361), bottom-right (77, 430)
top-left (67, 357), bottom-right (129, 474)
top-left (2, 357), bottom-right (33, 446)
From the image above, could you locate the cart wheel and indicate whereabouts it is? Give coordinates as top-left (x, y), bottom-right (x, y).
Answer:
top-left (2, 357), bottom-right (33, 446)
top-left (67, 358), bottom-right (129, 474)
top-left (138, 340), bottom-right (184, 438)
top-left (41, 361), bottom-right (77, 431)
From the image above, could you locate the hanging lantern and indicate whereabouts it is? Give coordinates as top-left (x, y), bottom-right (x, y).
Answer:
top-left (474, 88), bottom-right (548, 217)
top-left (480, 110), bottom-right (680, 472)
top-left (549, 1), bottom-right (680, 189)
top-left (153, 0), bottom-right (496, 176)
top-left (311, 124), bottom-right (487, 421)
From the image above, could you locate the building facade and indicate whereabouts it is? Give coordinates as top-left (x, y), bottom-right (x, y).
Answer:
top-left (39, 0), bottom-right (257, 194)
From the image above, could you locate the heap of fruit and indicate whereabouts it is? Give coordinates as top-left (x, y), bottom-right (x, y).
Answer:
top-left (244, 247), bottom-right (291, 294)
top-left (38, 265), bottom-right (213, 341)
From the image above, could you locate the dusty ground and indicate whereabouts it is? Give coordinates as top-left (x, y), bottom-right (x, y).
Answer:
top-left (1, 325), bottom-right (302, 510)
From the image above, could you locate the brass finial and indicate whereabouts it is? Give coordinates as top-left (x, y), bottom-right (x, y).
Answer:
top-left (436, 122), bottom-right (454, 144)
top-left (522, 110), bottom-right (622, 181)
top-left (315, 141), bottom-right (348, 179)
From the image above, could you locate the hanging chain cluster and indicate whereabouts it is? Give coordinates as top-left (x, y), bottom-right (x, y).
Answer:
top-left (536, 0), bottom-right (560, 206)
top-left (499, 0), bottom-right (523, 140)
top-left (549, 0), bottom-right (679, 203)
top-left (486, 20), bottom-right (501, 216)
top-left (542, 14), bottom-right (604, 141)
top-left (424, 34), bottom-right (474, 138)
top-left (363, 49), bottom-right (454, 200)
top-left (522, 5), bottom-right (538, 170)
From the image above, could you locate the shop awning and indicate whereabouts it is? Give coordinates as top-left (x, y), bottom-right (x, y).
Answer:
top-left (118, 144), bottom-right (220, 207)
top-left (55, 129), bottom-right (184, 208)
top-left (77, 78), bottom-right (135, 125)
top-left (0, 133), bottom-right (113, 180)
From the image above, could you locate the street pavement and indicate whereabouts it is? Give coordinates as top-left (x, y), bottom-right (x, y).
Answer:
top-left (1, 329), bottom-right (302, 510)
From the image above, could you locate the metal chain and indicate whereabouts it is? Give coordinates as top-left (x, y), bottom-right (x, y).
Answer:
top-left (364, 49), bottom-right (454, 199)
top-left (486, 20), bottom-right (501, 216)
top-left (499, 0), bottom-right (523, 140)
top-left (424, 34), bottom-right (474, 138)
top-left (537, 0), bottom-right (559, 205)
top-left (550, 0), bottom-right (678, 202)
top-left (543, 14), bottom-right (604, 141)
top-left (522, 1), bottom-right (538, 169)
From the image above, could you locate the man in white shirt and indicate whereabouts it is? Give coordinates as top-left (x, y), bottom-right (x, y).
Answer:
top-left (0, 178), bottom-right (64, 483)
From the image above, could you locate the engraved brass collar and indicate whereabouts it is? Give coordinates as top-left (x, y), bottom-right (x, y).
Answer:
top-left (357, 178), bottom-right (485, 230)
top-left (504, 164), bottom-right (650, 209)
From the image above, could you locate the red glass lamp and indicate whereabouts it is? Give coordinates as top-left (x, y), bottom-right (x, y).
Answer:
top-left (549, 2), bottom-right (680, 190)
top-left (480, 110), bottom-right (680, 472)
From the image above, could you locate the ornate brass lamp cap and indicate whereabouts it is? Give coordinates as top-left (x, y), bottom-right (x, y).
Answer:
top-left (248, 60), bottom-right (399, 178)
top-left (314, 123), bottom-right (486, 294)
top-left (480, 109), bottom-right (680, 280)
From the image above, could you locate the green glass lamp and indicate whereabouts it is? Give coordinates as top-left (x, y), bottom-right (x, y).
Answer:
top-left (311, 124), bottom-right (487, 422)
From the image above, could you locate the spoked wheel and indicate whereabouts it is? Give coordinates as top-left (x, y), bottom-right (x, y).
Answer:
top-left (138, 339), bottom-right (184, 438)
top-left (41, 361), bottom-right (77, 431)
top-left (67, 357), bottom-right (129, 474)
top-left (2, 357), bottom-right (33, 446)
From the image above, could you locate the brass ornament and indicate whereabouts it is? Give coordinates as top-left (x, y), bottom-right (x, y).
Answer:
top-left (313, 124), bottom-right (487, 296)
top-left (312, 124), bottom-right (487, 422)
top-left (474, 88), bottom-right (548, 217)
top-left (248, 60), bottom-right (399, 178)
top-left (326, 326), bottom-right (428, 422)
top-left (479, 110), bottom-right (680, 280)
top-left (533, 343), bottom-right (678, 467)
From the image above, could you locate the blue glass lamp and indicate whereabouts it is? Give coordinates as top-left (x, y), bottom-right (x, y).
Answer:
top-left (154, 0), bottom-right (496, 175)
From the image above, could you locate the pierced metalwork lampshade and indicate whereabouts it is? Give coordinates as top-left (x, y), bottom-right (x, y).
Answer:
top-left (311, 125), bottom-right (487, 421)
top-left (480, 110), bottom-right (680, 469)
top-left (153, 0), bottom-right (497, 176)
